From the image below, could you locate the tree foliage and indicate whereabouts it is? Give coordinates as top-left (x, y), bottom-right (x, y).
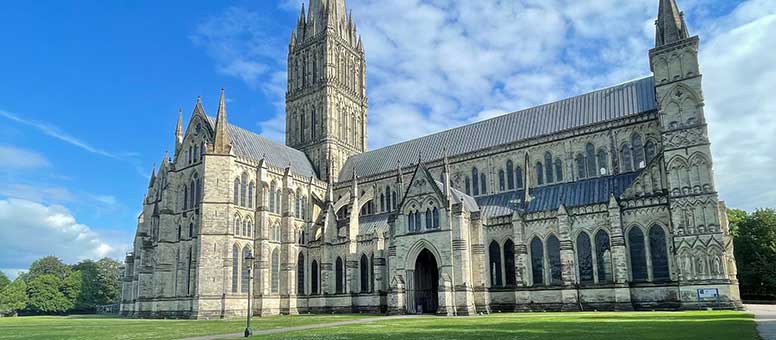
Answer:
top-left (0, 279), bottom-right (28, 316)
top-left (0, 271), bottom-right (10, 292)
top-left (730, 208), bottom-right (776, 299)
top-left (28, 256), bottom-right (71, 281)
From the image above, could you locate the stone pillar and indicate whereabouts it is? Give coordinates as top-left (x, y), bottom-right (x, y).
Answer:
top-left (607, 194), bottom-right (633, 310)
top-left (557, 205), bottom-right (578, 310)
top-left (512, 213), bottom-right (528, 287)
top-left (388, 274), bottom-right (406, 315)
top-left (449, 204), bottom-right (477, 315)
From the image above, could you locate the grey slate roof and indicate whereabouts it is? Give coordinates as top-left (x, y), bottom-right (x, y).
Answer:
top-left (340, 76), bottom-right (657, 181)
top-left (206, 116), bottom-right (316, 178)
top-left (433, 180), bottom-right (480, 212)
top-left (476, 172), bottom-right (641, 219)
top-left (358, 213), bottom-right (391, 235)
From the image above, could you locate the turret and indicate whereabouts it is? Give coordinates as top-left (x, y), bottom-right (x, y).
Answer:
top-left (212, 88), bottom-right (232, 155)
top-left (655, 0), bottom-right (690, 47)
top-left (175, 108), bottom-right (183, 152)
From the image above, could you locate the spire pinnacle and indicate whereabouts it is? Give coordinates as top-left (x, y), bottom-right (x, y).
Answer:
top-left (213, 88), bottom-right (232, 154)
top-left (175, 107), bottom-right (183, 149)
top-left (655, 0), bottom-right (690, 47)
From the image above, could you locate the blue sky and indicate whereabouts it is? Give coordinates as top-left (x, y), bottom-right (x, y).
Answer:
top-left (1, 0), bottom-right (774, 278)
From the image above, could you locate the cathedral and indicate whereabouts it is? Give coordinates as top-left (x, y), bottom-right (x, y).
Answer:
top-left (120, 0), bottom-right (742, 318)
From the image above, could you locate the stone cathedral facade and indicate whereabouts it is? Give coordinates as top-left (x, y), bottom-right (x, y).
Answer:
top-left (120, 0), bottom-right (741, 318)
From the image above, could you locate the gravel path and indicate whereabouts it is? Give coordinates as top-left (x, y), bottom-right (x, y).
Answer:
top-left (746, 304), bottom-right (776, 340)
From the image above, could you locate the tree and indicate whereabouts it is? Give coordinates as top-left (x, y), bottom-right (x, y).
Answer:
top-left (0, 271), bottom-right (10, 292)
top-left (731, 209), bottom-right (776, 299)
top-left (28, 256), bottom-right (71, 281)
top-left (727, 208), bottom-right (748, 237)
top-left (0, 279), bottom-right (28, 316)
top-left (71, 258), bottom-right (121, 312)
top-left (95, 258), bottom-right (121, 305)
top-left (26, 274), bottom-right (72, 314)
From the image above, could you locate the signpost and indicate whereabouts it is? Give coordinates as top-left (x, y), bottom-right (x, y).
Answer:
top-left (696, 288), bottom-right (720, 309)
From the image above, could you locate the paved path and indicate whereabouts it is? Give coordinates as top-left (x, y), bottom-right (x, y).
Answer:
top-left (746, 304), bottom-right (776, 340)
top-left (177, 315), bottom-right (420, 340)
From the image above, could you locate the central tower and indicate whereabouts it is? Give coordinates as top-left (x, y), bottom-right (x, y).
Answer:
top-left (286, 0), bottom-right (367, 181)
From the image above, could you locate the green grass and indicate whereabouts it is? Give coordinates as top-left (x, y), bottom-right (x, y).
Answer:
top-left (0, 311), bottom-right (758, 340)
top-left (0, 314), bottom-right (373, 340)
top-left (253, 311), bottom-right (759, 340)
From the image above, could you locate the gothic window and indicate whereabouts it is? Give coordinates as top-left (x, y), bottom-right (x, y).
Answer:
top-left (275, 189), bottom-right (283, 214)
top-left (597, 149), bottom-right (609, 176)
top-left (200, 141), bottom-right (205, 161)
top-left (628, 227), bottom-right (648, 282)
top-left (554, 159), bottom-right (563, 182)
top-left (385, 187), bottom-right (391, 211)
top-left (650, 225), bottom-right (670, 281)
top-left (297, 253), bottom-right (305, 295)
top-left (408, 212), bottom-right (415, 232)
top-left (335, 257), bottom-right (344, 294)
top-left (186, 248), bottom-right (193, 295)
top-left (233, 179), bottom-right (239, 205)
top-left (595, 230), bottom-right (612, 284)
top-left (506, 161), bottom-right (515, 190)
top-left (360, 254), bottom-right (369, 292)
top-left (241, 246), bottom-right (251, 294)
top-left (193, 145), bottom-right (198, 163)
top-left (621, 144), bottom-right (633, 172)
top-left (547, 235), bottom-right (562, 286)
top-left (536, 162), bottom-right (545, 186)
top-left (271, 249), bottom-right (279, 294)
top-left (189, 179), bottom-right (196, 208)
top-left (242, 219), bottom-right (247, 236)
top-left (576, 154), bottom-right (586, 179)
top-left (586, 143), bottom-right (597, 177)
top-left (188, 147), bottom-right (192, 165)
top-left (530, 237), bottom-right (544, 286)
top-left (232, 244), bottom-right (239, 293)
top-left (248, 182), bottom-right (254, 208)
top-left (311, 260), bottom-right (319, 295)
top-left (183, 185), bottom-right (188, 210)
top-left (465, 177), bottom-right (471, 195)
top-left (380, 194), bottom-right (385, 212)
top-left (240, 174), bottom-right (248, 207)
top-left (432, 208), bottom-right (440, 229)
top-left (414, 211), bottom-right (422, 231)
top-left (489, 241), bottom-right (503, 287)
top-left (247, 220), bottom-right (252, 239)
top-left (300, 111), bottom-right (306, 143)
top-left (472, 168), bottom-right (480, 196)
top-left (196, 176), bottom-right (202, 204)
top-left (311, 108), bottom-right (317, 140)
top-left (189, 223), bottom-right (194, 238)
top-left (577, 232), bottom-right (594, 284)
top-left (498, 170), bottom-right (506, 191)
top-left (272, 223), bottom-right (281, 242)
top-left (370, 253), bottom-right (375, 292)
top-left (515, 167), bottom-right (524, 189)
top-left (234, 217), bottom-right (241, 236)
top-left (269, 183), bottom-right (276, 213)
top-left (632, 134), bottom-right (645, 169)
top-left (504, 239), bottom-right (516, 286)
top-left (544, 152), bottom-right (554, 183)
top-left (392, 191), bottom-right (397, 210)
top-left (425, 209), bottom-right (432, 231)
top-left (645, 140), bottom-right (657, 163)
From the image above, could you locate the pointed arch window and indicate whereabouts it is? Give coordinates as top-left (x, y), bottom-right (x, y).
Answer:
top-left (544, 152), bottom-right (554, 183)
top-left (597, 149), bottom-right (609, 176)
top-left (297, 253), bottom-right (305, 295)
top-left (183, 185), bottom-right (189, 210)
top-left (407, 212), bottom-right (415, 232)
top-left (498, 170), bottom-right (506, 191)
top-left (576, 154), bottom-right (586, 179)
top-left (595, 230), bottom-right (612, 284)
top-left (240, 174), bottom-right (248, 207)
top-left (621, 144), bottom-right (633, 173)
top-left (530, 237), bottom-right (544, 286)
top-left (480, 173), bottom-right (487, 194)
top-left (628, 227), bottom-right (648, 282)
top-left (248, 182), bottom-right (255, 208)
top-left (271, 249), bottom-right (279, 294)
top-left (432, 207), bottom-right (440, 229)
top-left (232, 244), bottom-right (239, 293)
top-left (489, 241), bottom-right (503, 287)
top-left (234, 217), bottom-right (241, 236)
top-left (554, 159), bottom-right (563, 182)
top-left (548, 235), bottom-right (562, 286)
top-left (632, 134), bottom-right (645, 169)
top-left (515, 167), bottom-right (524, 189)
top-left (370, 253), bottom-right (375, 292)
top-left (311, 260), bottom-right (319, 295)
top-left (269, 183), bottom-right (276, 213)
top-left (645, 140), bottom-right (657, 163)
top-left (392, 191), bottom-right (397, 211)
top-left (577, 232), bottom-right (594, 284)
top-left (335, 257), bottom-right (344, 294)
top-left (247, 220), bottom-right (253, 239)
top-left (535, 162), bottom-right (545, 186)
top-left (506, 161), bottom-right (515, 190)
top-left (472, 168), bottom-right (480, 196)
top-left (586, 143), bottom-right (597, 177)
top-left (360, 254), bottom-right (369, 292)
top-left (380, 193), bottom-right (385, 212)
top-left (233, 179), bottom-right (240, 205)
top-left (650, 225), bottom-right (670, 281)
top-left (504, 239), bottom-right (516, 286)
top-left (385, 187), bottom-right (391, 212)
top-left (241, 246), bottom-right (251, 294)
top-left (465, 177), bottom-right (471, 195)
top-left (425, 209), bottom-right (432, 231)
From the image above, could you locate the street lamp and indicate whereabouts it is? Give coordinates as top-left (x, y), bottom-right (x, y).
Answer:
top-left (244, 250), bottom-right (255, 338)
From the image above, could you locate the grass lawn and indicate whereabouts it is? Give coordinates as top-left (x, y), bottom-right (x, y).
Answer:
top-left (0, 314), bottom-right (374, 340)
top-left (253, 311), bottom-right (759, 340)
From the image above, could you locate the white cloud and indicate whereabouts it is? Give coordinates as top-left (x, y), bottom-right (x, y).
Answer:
top-left (0, 198), bottom-right (127, 272)
top-left (0, 145), bottom-right (49, 170)
top-left (195, 0), bottom-right (776, 210)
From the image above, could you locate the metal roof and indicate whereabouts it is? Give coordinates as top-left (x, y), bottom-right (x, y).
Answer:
top-left (358, 213), bottom-right (391, 235)
top-left (340, 76), bottom-right (657, 181)
top-left (476, 172), bottom-right (641, 219)
top-left (206, 116), bottom-right (316, 178)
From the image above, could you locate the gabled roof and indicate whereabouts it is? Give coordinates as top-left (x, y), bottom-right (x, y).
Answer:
top-left (475, 172), bottom-right (641, 219)
top-left (205, 116), bottom-right (316, 178)
top-left (340, 76), bottom-right (657, 181)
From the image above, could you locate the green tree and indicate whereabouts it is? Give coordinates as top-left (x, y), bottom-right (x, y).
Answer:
top-left (95, 258), bottom-right (121, 305)
top-left (26, 274), bottom-right (72, 314)
top-left (28, 256), bottom-right (71, 281)
top-left (73, 260), bottom-right (99, 312)
top-left (0, 271), bottom-right (10, 291)
top-left (0, 279), bottom-right (28, 316)
top-left (732, 208), bottom-right (776, 299)
top-left (727, 208), bottom-right (748, 237)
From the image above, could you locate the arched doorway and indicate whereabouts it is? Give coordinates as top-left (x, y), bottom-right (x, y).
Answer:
top-left (413, 249), bottom-right (439, 314)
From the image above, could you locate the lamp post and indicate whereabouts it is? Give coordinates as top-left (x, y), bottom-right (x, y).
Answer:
top-left (244, 251), bottom-right (255, 338)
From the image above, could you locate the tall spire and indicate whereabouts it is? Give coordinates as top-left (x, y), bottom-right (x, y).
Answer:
top-left (655, 0), bottom-right (690, 47)
top-left (175, 107), bottom-right (183, 150)
top-left (213, 88), bottom-right (232, 154)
